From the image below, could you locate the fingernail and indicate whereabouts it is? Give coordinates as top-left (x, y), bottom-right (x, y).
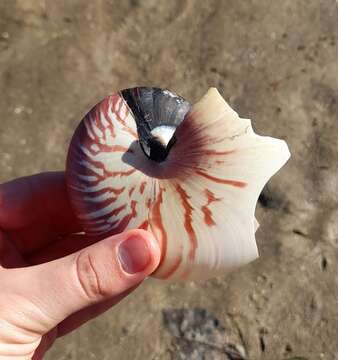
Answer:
top-left (118, 236), bottom-right (151, 274)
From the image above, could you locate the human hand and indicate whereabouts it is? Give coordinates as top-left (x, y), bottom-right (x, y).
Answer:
top-left (0, 172), bottom-right (160, 359)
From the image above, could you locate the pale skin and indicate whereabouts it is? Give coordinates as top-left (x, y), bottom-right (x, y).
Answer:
top-left (0, 172), bottom-right (161, 359)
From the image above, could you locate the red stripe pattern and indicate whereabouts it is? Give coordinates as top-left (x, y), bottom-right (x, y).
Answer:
top-left (66, 91), bottom-right (252, 280)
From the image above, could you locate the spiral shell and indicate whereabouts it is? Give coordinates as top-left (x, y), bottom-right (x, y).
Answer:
top-left (66, 87), bottom-right (290, 281)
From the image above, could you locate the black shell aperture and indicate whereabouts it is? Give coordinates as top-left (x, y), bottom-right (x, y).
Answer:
top-left (120, 87), bottom-right (191, 162)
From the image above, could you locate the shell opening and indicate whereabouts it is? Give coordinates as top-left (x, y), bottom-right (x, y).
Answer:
top-left (120, 87), bottom-right (191, 163)
top-left (141, 125), bottom-right (177, 162)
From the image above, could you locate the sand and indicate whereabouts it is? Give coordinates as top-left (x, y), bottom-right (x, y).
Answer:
top-left (0, 1), bottom-right (337, 359)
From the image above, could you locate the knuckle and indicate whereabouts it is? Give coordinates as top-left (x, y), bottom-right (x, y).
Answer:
top-left (75, 251), bottom-right (110, 301)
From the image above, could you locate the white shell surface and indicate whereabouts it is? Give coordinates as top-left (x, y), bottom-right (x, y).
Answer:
top-left (66, 88), bottom-right (290, 281)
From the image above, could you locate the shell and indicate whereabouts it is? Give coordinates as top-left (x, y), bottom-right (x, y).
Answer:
top-left (66, 87), bottom-right (290, 281)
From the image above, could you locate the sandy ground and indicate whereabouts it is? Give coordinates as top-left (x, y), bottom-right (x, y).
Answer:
top-left (0, 1), bottom-right (338, 359)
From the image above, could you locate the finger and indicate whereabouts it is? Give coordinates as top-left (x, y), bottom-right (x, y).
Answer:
top-left (8, 230), bottom-right (160, 334)
top-left (27, 234), bottom-right (99, 265)
top-left (32, 329), bottom-right (57, 360)
top-left (0, 231), bottom-right (26, 268)
top-left (0, 171), bottom-right (76, 229)
top-left (0, 172), bottom-right (82, 253)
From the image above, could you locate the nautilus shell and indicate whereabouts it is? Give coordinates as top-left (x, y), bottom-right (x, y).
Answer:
top-left (66, 87), bottom-right (290, 281)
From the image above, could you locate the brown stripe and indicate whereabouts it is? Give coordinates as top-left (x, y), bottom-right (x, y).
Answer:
top-left (201, 189), bottom-right (222, 227)
top-left (175, 184), bottom-right (197, 261)
top-left (129, 186), bottom-right (136, 197)
top-left (151, 187), bottom-right (167, 265)
top-left (204, 149), bottom-right (235, 156)
top-left (196, 170), bottom-right (247, 188)
top-left (139, 181), bottom-right (147, 194)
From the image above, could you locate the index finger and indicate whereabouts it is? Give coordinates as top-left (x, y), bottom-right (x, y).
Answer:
top-left (0, 171), bottom-right (81, 233)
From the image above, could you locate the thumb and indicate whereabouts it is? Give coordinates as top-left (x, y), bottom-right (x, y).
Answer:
top-left (8, 229), bottom-right (160, 334)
